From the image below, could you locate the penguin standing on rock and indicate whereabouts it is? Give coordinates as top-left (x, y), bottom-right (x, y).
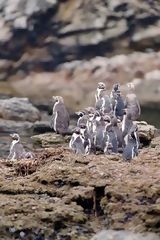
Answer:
top-left (69, 127), bottom-right (85, 155)
top-left (95, 82), bottom-right (112, 114)
top-left (79, 124), bottom-right (91, 155)
top-left (122, 125), bottom-right (139, 161)
top-left (8, 133), bottom-right (34, 160)
top-left (103, 116), bottom-right (118, 154)
top-left (50, 96), bottom-right (70, 135)
top-left (125, 83), bottom-right (141, 120)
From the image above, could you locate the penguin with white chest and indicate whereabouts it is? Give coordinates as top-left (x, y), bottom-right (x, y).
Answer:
top-left (50, 96), bottom-right (70, 135)
top-left (8, 133), bottom-right (34, 160)
top-left (95, 82), bottom-right (112, 114)
top-left (103, 116), bottom-right (118, 155)
top-left (69, 127), bottom-right (85, 155)
top-left (122, 124), bottom-right (139, 161)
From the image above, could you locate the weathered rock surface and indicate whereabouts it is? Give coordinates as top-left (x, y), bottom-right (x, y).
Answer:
top-left (91, 230), bottom-right (160, 240)
top-left (0, 145), bottom-right (159, 239)
top-left (31, 132), bottom-right (69, 147)
top-left (0, 97), bottom-right (41, 122)
top-left (136, 121), bottom-right (156, 142)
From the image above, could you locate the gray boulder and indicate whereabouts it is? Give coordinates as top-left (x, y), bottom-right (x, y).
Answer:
top-left (0, 97), bottom-right (41, 122)
top-left (91, 230), bottom-right (159, 240)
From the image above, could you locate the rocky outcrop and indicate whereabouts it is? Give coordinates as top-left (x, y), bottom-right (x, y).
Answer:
top-left (137, 121), bottom-right (156, 143)
top-left (31, 132), bottom-right (69, 147)
top-left (0, 97), bottom-right (40, 122)
top-left (0, 145), bottom-right (160, 239)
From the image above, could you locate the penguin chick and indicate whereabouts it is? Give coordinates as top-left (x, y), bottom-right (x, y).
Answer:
top-left (8, 133), bottom-right (34, 160)
top-left (50, 96), bottom-right (70, 135)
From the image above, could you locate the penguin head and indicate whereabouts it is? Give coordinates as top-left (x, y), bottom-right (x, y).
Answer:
top-left (97, 82), bottom-right (106, 90)
top-left (88, 113), bottom-right (94, 121)
top-left (10, 133), bottom-right (20, 141)
top-left (76, 111), bottom-right (85, 117)
top-left (94, 111), bottom-right (102, 121)
top-left (74, 127), bottom-right (81, 135)
top-left (52, 96), bottom-right (64, 103)
top-left (103, 114), bottom-right (111, 124)
top-left (113, 83), bottom-right (120, 92)
top-left (79, 124), bottom-right (87, 131)
top-left (127, 82), bottom-right (135, 91)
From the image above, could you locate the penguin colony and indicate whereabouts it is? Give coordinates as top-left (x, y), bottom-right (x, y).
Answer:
top-left (50, 82), bottom-right (141, 161)
top-left (8, 82), bottom-right (141, 161)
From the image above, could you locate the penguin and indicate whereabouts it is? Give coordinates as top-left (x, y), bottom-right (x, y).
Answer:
top-left (50, 96), bottom-right (70, 135)
top-left (110, 83), bottom-right (120, 100)
top-left (8, 133), bottom-right (34, 160)
top-left (95, 82), bottom-right (106, 102)
top-left (95, 82), bottom-right (112, 114)
top-left (122, 125), bottom-right (139, 161)
top-left (69, 127), bottom-right (85, 155)
top-left (76, 111), bottom-right (88, 127)
top-left (92, 111), bottom-right (106, 151)
top-left (113, 90), bottom-right (125, 120)
top-left (111, 116), bottom-right (124, 151)
top-left (125, 83), bottom-right (141, 120)
top-left (121, 109), bottom-right (133, 146)
top-left (104, 118), bottom-right (118, 154)
top-left (79, 124), bottom-right (91, 155)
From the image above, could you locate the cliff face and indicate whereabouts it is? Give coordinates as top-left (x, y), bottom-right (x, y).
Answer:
top-left (0, 0), bottom-right (160, 109)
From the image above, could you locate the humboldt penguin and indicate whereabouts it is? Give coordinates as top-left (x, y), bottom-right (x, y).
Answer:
top-left (113, 90), bottom-right (125, 120)
top-left (122, 125), bottom-right (139, 161)
top-left (95, 82), bottom-right (106, 102)
top-left (111, 116), bottom-right (124, 151)
top-left (50, 96), bottom-right (70, 135)
top-left (92, 111), bottom-right (105, 151)
top-left (69, 127), bottom-right (85, 154)
top-left (79, 124), bottom-right (91, 155)
top-left (121, 109), bottom-right (133, 146)
top-left (125, 83), bottom-right (141, 120)
top-left (103, 116), bottom-right (118, 154)
top-left (95, 82), bottom-right (112, 114)
top-left (8, 133), bottom-right (34, 160)
top-left (76, 111), bottom-right (88, 127)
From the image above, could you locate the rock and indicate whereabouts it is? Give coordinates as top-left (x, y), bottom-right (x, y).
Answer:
top-left (32, 121), bottom-right (51, 134)
top-left (0, 119), bottom-right (33, 134)
top-left (31, 132), bottom-right (70, 147)
top-left (0, 97), bottom-right (41, 122)
top-left (150, 136), bottom-right (160, 148)
top-left (136, 121), bottom-right (156, 142)
top-left (91, 230), bottom-right (159, 240)
top-left (131, 25), bottom-right (160, 49)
